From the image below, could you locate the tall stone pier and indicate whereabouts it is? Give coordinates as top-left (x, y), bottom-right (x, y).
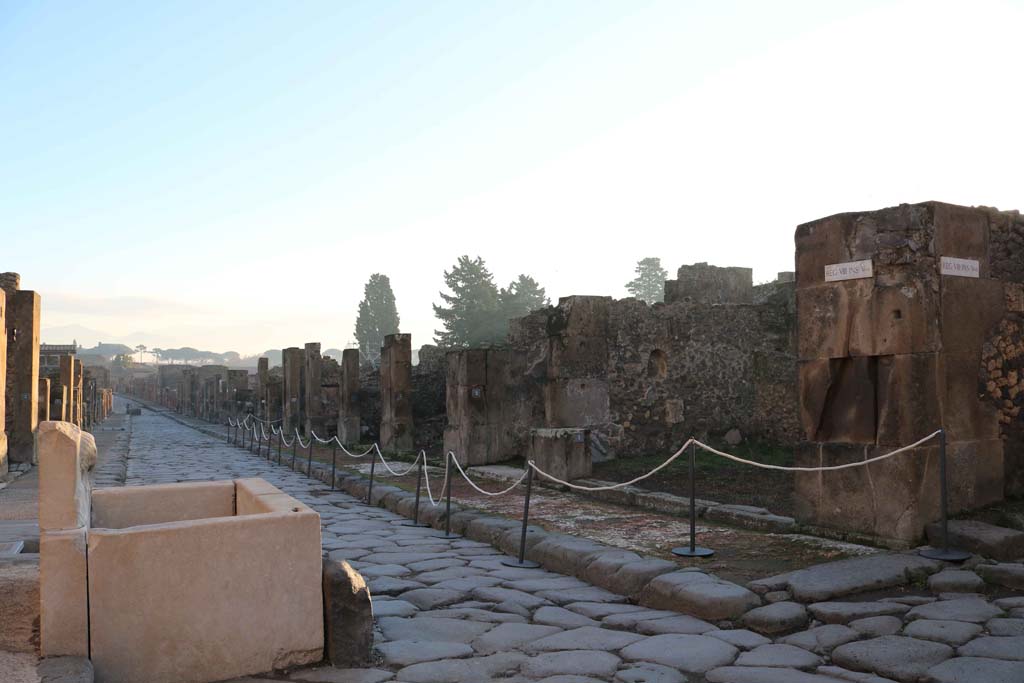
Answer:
top-left (73, 358), bottom-right (84, 428)
top-left (6, 286), bottom-right (40, 464)
top-left (794, 202), bottom-right (1023, 546)
top-left (282, 347), bottom-right (304, 435)
top-left (338, 349), bottom-right (360, 445)
top-left (304, 343), bottom-right (323, 437)
top-left (380, 334), bottom-right (413, 454)
top-left (0, 289), bottom-right (6, 475)
top-left (257, 357), bottom-right (269, 418)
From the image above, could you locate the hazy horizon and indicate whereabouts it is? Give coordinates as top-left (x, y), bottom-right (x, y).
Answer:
top-left (6, 0), bottom-right (1024, 355)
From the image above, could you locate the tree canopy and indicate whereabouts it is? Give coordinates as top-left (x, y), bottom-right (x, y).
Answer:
top-left (354, 273), bottom-right (400, 362)
top-left (626, 257), bottom-right (668, 304)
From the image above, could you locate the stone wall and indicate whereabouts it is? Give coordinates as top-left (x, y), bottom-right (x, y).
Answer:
top-left (794, 201), bottom-right (1023, 546)
top-left (412, 345), bottom-right (446, 452)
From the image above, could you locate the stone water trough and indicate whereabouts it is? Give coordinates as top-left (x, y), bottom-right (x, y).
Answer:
top-left (37, 421), bottom-right (324, 683)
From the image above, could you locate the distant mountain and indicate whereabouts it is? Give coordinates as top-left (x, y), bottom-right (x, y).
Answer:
top-left (40, 324), bottom-right (113, 348)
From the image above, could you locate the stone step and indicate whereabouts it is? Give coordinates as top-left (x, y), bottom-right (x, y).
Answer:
top-left (926, 520), bottom-right (1024, 562)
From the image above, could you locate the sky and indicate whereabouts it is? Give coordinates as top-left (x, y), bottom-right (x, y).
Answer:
top-left (3, 0), bottom-right (1024, 355)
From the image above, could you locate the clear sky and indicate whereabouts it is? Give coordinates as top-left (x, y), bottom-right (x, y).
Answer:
top-left (4, 0), bottom-right (1023, 355)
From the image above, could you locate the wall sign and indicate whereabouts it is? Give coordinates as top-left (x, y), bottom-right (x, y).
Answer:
top-left (940, 256), bottom-right (980, 278)
top-left (824, 259), bottom-right (873, 282)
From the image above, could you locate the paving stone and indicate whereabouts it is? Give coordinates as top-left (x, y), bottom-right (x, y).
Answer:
top-left (901, 619), bottom-right (982, 646)
top-left (430, 576), bottom-right (503, 592)
top-left (987, 618), bottom-right (1024, 636)
top-left (958, 635), bottom-right (1024, 660)
top-left (620, 634), bottom-right (739, 673)
top-left (418, 607), bottom-right (526, 624)
top-left (905, 598), bottom-right (1003, 623)
top-left (976, 563), bottom-right (1024, 590)
top-left (415, 567), bottom-right (486, 583)
top-left (639, 571), bottom-right (761, 621)
top-left (741, 601), bottom-right (809, 635)
top-left (520, 650), bottom-right (621, 678)
top-left (994, 596), bottom-right (1024, 610)
top-left (812, 666), bottom-right (900, 682)
top-left (927, 570), bottom-right (985, 593)
top-left (734, 643), bottom-right (823, 669)
top-left (357, 564), bottom-right (414, 578)
top-left (705, 666), bottom-right (854, 683)
top-left (287, 668), bottom-right (395, 683)
top-left (613, 663), bottom-right (688, 683)
top-left (376, 641), bottom-right (474, 667)
top-left (399, 588), bottom-right (466, 610)
top-left (377, 617), bottom-right (494, 643)
top-left (471, 586), bottom-right (550, 609)
top-left (394, 652), bottom-right (527, 683)
top-left (925, 656), bottom-right (1024, 683)
top-left (635, 614), bottom-right (717, 635)
top-left (603, 610), bottom-right (680, 630)
top-left (527, 626), bottom-right (645, 653)
top-left (773, 554), bottom-right (942, 602)
top-left (503, 576), bottom-right (590, 592)
top-left (830, 636), bottom-right (953, 682)
top-left (764, 590), bottom-right (793, 603)
top-left (495, 600), bottom-right (532, 618)
top-left (566, 602), bottom-right (648, 619)
top-left (534, 677), bottom-right (606, 683)
top-left (706, 628), bottom-right (771, 651)
top-left (925, 520), bottom-right (1024, 561)
top-left (471, 623), bottom-right (563, 654)
top-left (407, 558), bottom-right (465, 573)
top-left (368, 578), bottom-right (427, 596)
top-left (533, 606), bottom-right (601, 629)
top-left (808, 601), bottom-right (910, 624)
top-left (779, 624), bottom-right (861, 654)
top-left (539, 586), bottom-right (630, 605)
top-left (848, 616), bottom-right (902, 637)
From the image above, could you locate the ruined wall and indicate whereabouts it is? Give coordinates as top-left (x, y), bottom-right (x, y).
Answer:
top-left (0, 288), bottom-right (5, 475)
top-left (664, 262), bottom-right (753, 305)
top-left (380, 334), bottom-right (413, 453)
top-left (794, 201), bottom-right (1023, 546)
top-left (506, 273), bottom-right (799, 460)
top-left (412, 345), bottom-right (447, 452)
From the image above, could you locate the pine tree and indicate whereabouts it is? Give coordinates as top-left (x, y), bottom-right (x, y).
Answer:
top-left (354, 274), bottom-right (400, 362)
top-left (499, 274), bottom-right (549, 320)
top-left (626, 257), bottom-right (668, 304)
top-left (433, 256), bottom-right (504, 347)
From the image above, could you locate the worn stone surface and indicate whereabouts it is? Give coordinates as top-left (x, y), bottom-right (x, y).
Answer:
top-left (766, 554), bottom-right (942, 602)
top-left (519, 650), bottom-right (621, 678)
top-left (779, 624), bottom-right (859, 654)
top-left (926, 656), bottom-right (1024, 683)
top-left (905, 597), bottom-right (1003, 623)
top-left (848, 615), bottom-right (902, 637)
top-left (639, 571), bottom-right (760, 620)
top-left (36, 656), bottom-right (94, 683)
top-left (705, 666), bottom-right (841, 683)
top-left (0, 558), bottom-right (39, 653)
top-left (808, 601), bottom-right (909, 624)
top-left (901, 619), bottom-right (981, 646)
top-left (926, 520), bottom-right (1024, 562)
top-left (831, 635), bottom-right (953, 682)
top-left (928, 569), bottom-right (985, 593)
top-left (620, 634), bottom-right (738, 673)
top-left (977, 563), bottom-right (1024, 590)
top-left (740, 601), bottom-right (808, 635)
top-left (958, 635), bottom-right (1024, 661)
top-left (323, 559), bottom-right (374, 667)
top-left (734, 643), bottom-right (823, 670)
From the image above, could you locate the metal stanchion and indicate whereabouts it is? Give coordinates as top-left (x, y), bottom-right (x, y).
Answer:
top-left (292, 434), bottom-right (297, 469)
top-left (441, 452), bottom-right (459, 539)
top-left (672, 441), bottom-right (714, 558)
top-left (227, 423), bottom-right (232, 444)
top-left (403, 457), bottom-right (431, 528)
top-left (307, 438), bottom-right (313, 478)
top-left (920, 429), bottom-right (970, 562)
top-left (250, 424), bottom-right (256, 454)
top-left (502, 464), bottom-right (540, 568)
top-left (277, 432), bottom-right (283, 464)
top-left (331, 443), bottom-right (337, 490)
top-left (366, 455), bottom-right (377, 505)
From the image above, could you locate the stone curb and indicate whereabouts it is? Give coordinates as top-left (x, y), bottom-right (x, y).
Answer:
top-left (140, 403), bottom-right (767, 623)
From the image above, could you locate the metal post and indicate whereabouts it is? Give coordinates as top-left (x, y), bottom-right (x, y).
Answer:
top-left (366, 454), bottom-right (376, 505)
top-left (307, 438), bottom-right (313, 478)
top-left (441, 452), bottom-right (459, 539)
top-left (672, 441), bottom-right (714, 558)
top-left (403, 457), bottom-right (430, 527)
top-left (292, 433), bottom-right (297, 469)
top-left (257, 427), bottom-right (263, 457)
top-left (227, 422), bottom-right (232, 444)
top-left (277, 431), bottom-right (283, 464)
top-left (331, 443), bottom-right (337, 490)
top-left (920, 429), bottom-right (971, 561)
top-left (502, 464), bottom-right (540, 568)
top-left (249, 424), bottom-right (256, 453)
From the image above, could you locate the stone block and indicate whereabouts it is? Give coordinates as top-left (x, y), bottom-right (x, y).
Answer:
top-left (37, 656), bottom-right (94, 683)
top-left (9, 290), bottom-right (40, 463)
top-left (549, 335), bottom-right (608, 379)
top-left (552, 296), bottom-right (611, 337)
top-left (796, 280), bottom-right (872, 360)
top-left (40, 528), bottom-right (88, 656)
top-left (875, 353), bottom-right (941, 446)
top-left (87, 480), bottom-right (323, 683)
top-left (544, 379), bottom-right (609, 427)
top-left (940, 276), bottom-right (1005, 352)
top-left (529, 428), bottom-right (592, 482)
top-left (934, 201), bottom-right (991, 277)
top-left (926, 520), bottom-right (1024, 562)
top-left (323, 559), bottom-right (373, 667)
top-left (0, 558), bottom-right (39, 653)
top-left (847, 281), bottom-right (940, 357)
top-left (798, 358), bottom-right (877, 443)
top-left (638, 570), bottom-right (761, 621)
top-left (795, 212), bottom-right (869, 291)
top-left (940, 352), bottom-right (1001, 443)
top-left (37, 421), bottom-right (92, 532)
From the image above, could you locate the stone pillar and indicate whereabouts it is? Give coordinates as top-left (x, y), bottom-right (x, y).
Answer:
top-left (60, 355), bottom-right (75, 423)
top-left (257, 357), bottom-right (269, 418)
top-left (380, 334), bottom-right (413, 454)
top-left (282, 347), bottom-right (304, 435)
top-left (8, 290), bottom-right (40, 463)
top-left (794, 202), bottom-right (1011, 546)
top-left (38, 378), bottom-right (50, 422)
top-left (338, 349), bottom-right (361, 445)
top-left (0, 289), bottom-right (6, 476)
top-left (304, 343), bottom-right (323, 437)
top-left (73, 359), bottom-right (84, 428)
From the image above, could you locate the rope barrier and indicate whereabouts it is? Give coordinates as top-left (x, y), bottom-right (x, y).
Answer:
top-left (376, 451), bottom-right (422, 477)
top-left (451, 453), bottom-right (529, 496)
top-left (529, 439), bottom-right (695, 491)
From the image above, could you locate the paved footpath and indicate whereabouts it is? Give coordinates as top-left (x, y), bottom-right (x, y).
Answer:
top-left (113, 398), bottom-right (1024, 683)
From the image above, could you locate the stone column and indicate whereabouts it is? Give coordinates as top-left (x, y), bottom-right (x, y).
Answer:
top-left (282, 347), bottom-right (304, 435)
top-left (60, 355), bottom-right (75, 423)
top-left (338, 349), bottom-right (360, 445)
top-left (73, 359), bottom-right (84, 428)
top-left (380, 334), bottom-right (413, 454)
top-left (304, 343), bottom-right (323, 437)
top-left (8, 290), bottom-right (40, 463)
top-left (38, 378), bottom-right (50, 422)
top-left (0, 289), bottom-right (6, 476)
top-left (257, 357), bottom-right (269, 418)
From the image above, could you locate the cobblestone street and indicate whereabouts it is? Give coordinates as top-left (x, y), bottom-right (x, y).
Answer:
top-left (97, 397), bottom-right (1024, 683)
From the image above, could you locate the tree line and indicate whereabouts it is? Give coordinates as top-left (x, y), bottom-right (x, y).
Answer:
top-left (354, 256), bottom-right (670, 360)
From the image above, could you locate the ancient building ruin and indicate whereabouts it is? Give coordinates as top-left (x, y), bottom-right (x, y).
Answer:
top-left (794, 201), bottom-right (1024, 545)
top-left (2, 272), bottom-right (41, 469)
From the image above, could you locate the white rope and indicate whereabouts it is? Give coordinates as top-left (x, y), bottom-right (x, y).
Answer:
top-left (530, 438), bottom-right (695, 491)
top-left (451, 452), bottom-right (529, 496)
top-left (694, 429), bottom-right (942, 472)
top-left (294, 430), bottom-right (311, 449)
top-left (376, 451), bottom-right (422, 477)
top-left (423, 459), bottom-right (448, 506)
